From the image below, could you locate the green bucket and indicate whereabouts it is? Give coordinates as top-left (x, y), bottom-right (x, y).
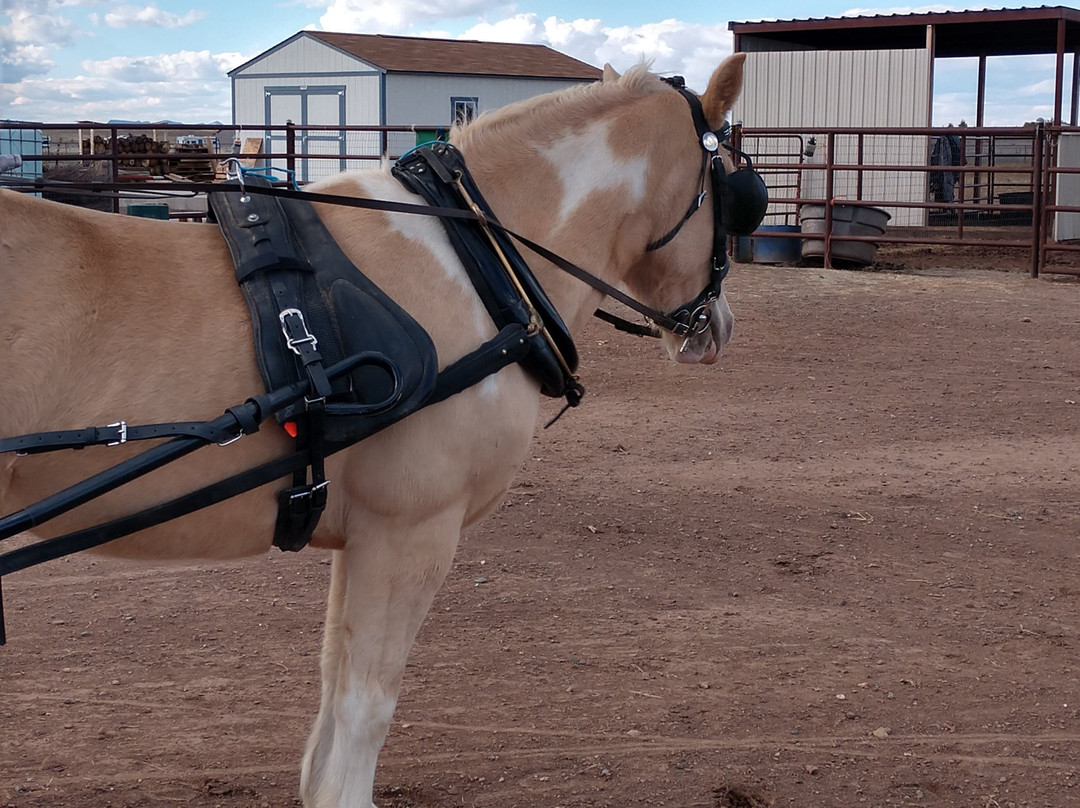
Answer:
top-left (127, 203), bottom-right (170, 220)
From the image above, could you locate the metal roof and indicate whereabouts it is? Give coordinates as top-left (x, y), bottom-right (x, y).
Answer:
top-left (730, 6), bottom-right (1080, 57)
top-left (238, 32), bottom-right (602, 81)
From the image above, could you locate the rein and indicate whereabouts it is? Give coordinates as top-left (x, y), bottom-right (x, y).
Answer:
top-left (0, 175), bottom-right (710, 339)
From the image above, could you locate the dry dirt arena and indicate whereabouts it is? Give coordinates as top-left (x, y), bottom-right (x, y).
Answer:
top-left (4, 249), bottom-right (1080, 808)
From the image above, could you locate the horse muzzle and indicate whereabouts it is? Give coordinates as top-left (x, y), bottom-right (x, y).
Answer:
top-left (665, 294), bottom-right (734, 364)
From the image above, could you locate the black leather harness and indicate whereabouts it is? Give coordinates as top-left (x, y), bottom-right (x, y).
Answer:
top-left (0, 144), bottom-right (585, 642)
top-left (207, 143), bottom-right (583, 551)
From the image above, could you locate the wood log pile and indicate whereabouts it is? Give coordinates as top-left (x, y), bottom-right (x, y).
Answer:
top-left (83, 134), bottom-right (171, 172)
top-left (79, 134), bottom-right (217, 180)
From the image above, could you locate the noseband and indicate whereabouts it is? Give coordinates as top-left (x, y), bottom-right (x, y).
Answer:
top-left (645, 76), bottom-right (767, 341)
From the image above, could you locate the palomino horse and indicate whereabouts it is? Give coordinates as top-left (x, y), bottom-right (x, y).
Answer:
top-left (0, 55), bottom-right (747, 807)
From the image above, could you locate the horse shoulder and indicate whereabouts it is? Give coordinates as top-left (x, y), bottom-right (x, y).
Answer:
top-left (301, 173), bottom-right (543, 538)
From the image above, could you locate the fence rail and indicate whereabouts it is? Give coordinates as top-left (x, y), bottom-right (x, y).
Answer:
top-left (5, 119), bottom-right (1080, 276)
top-left (734, 122), bottom-right (1080, 277)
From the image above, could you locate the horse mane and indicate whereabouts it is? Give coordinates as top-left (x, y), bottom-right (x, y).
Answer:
top-left (451, 63), bottom-right (667, 154)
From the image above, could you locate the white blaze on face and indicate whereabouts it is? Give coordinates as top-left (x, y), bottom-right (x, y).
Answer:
top-left (540, 121), bottom-right (648, 226)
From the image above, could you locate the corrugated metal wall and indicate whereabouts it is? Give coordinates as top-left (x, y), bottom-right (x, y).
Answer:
top-left (735, 49), bottom-right (930, 128)
top-left (733, 49), bottom-right (932, 227)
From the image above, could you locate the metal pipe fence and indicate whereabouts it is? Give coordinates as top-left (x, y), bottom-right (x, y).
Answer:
top-left (735, 123), bottom-right (1080, 277)
top-left (0, 120), bottom-right (444, 213)
top-left (6, 119), bottom-right (1080, 277)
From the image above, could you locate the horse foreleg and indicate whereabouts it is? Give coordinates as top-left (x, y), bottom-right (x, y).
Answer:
top-left (300, 510), bottom-right (463, 808)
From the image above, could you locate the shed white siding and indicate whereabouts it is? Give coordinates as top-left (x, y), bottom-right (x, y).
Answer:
top-left (384, 73), bottom-right (585, 124)
top-left (231, 36), bottom-right (386, 181)
top-left (230, 32), bottom-right (599, 181)
top-left (382, 73), bottom-right (587, 156)
top-left (233, 75), bottom-right (382, 126)
top-left (247, 36), bottom-right (379, 77)
top-left (733, 48), bottom-right (932, 227)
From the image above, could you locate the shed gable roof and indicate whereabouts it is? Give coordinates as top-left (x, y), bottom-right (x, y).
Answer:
top-left (304, 32), bottom-right (601, 80)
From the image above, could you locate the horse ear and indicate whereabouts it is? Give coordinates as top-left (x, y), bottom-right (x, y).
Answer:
top-left (701, 52), bottom-right (747, 124)
top-left (603, 63), bottom-right (621, 83)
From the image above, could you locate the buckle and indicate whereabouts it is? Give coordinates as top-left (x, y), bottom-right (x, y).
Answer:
top-left (289, 480), bottom-right (330, 501)
top-left (218, 431), bottom-right (244, 447)
top-left (106, 421), bottom-right (128, 446)
top-left (279, 308), bottom-right (318, 356)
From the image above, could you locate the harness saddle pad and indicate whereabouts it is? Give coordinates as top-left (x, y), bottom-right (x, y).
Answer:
top-left (209, 177), bottom-right (438, 446)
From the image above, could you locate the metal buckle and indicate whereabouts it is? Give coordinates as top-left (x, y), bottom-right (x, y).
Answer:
top-left (677, 306), bottom-right (713, 353)
top-left (106, 421), bottom-right (128, 446)
top-left (290, 480), bottom-right (330, 500)
top-left (279, 308), bottom-right (318, 356)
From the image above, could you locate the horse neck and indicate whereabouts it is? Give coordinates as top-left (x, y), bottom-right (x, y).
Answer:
top-left (454, 86), bottom-right (685, 335)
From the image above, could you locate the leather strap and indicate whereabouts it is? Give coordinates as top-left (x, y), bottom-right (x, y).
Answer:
top-left (0, 421), bottom-right (244, 456)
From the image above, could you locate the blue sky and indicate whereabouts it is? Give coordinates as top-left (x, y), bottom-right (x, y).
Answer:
top-left (0, 2), bottom-right (1071, 124)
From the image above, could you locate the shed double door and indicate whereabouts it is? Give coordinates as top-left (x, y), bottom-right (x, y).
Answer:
top-left (265, 86), bottom-right (346, 182)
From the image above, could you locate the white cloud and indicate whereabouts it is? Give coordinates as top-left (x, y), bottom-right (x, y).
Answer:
top-left (102, 5), bottom-right (206, 29)
top-left (83, 49), bottom-right (240, 81)
top-left (3, 48), bottom-right (248, 122)
top-left (320, 0), bottom-right (508, 35)
top-left (1, 4), bottom-right (82, 83)
top-left (459, 14), bottom-right (731, 93)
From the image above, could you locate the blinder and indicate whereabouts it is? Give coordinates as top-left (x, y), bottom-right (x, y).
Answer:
top-left (648, 76), bottom-right (768, 339)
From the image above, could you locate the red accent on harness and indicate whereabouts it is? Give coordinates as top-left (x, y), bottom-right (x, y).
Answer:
top-left (283, 421), bottom-right (298, 438)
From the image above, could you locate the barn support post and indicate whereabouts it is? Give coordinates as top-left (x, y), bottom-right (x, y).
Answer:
top-left (976, 53), bottom-right (987, 127)
top-left (975, 54), bottom-right (987, 207)
top-left (1031, 121), bottom-right (1046, 278)
top-left (1071, 49), bottom-right (1079, 126)
top-left (856, 134), bottom-right (865, 200)
top-left (109, 125), bottom-right (119, 214)
top-left (1055, 19), bottom-right (1067, 126)
top-left (957, 131), bottom-right (967, 242)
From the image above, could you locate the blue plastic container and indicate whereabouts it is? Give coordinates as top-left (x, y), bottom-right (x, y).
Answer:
top-left (734, 224), bottom-right (802, 264)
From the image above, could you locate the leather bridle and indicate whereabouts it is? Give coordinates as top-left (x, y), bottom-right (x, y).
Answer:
top-left (642, 76), bottom-right (741, 342)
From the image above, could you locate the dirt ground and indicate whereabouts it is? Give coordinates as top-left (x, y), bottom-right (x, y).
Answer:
top-left (4, 244), bottom-right (1080, 808)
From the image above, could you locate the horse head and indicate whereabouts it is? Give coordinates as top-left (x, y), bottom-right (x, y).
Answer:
top-left (614, 53), bottom-right (753, 365)
top-left (454, 54), bottom-right (759, 368)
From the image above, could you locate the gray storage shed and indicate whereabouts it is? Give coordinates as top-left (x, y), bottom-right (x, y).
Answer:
top-left (229, 32), bottom-right (601, 180)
